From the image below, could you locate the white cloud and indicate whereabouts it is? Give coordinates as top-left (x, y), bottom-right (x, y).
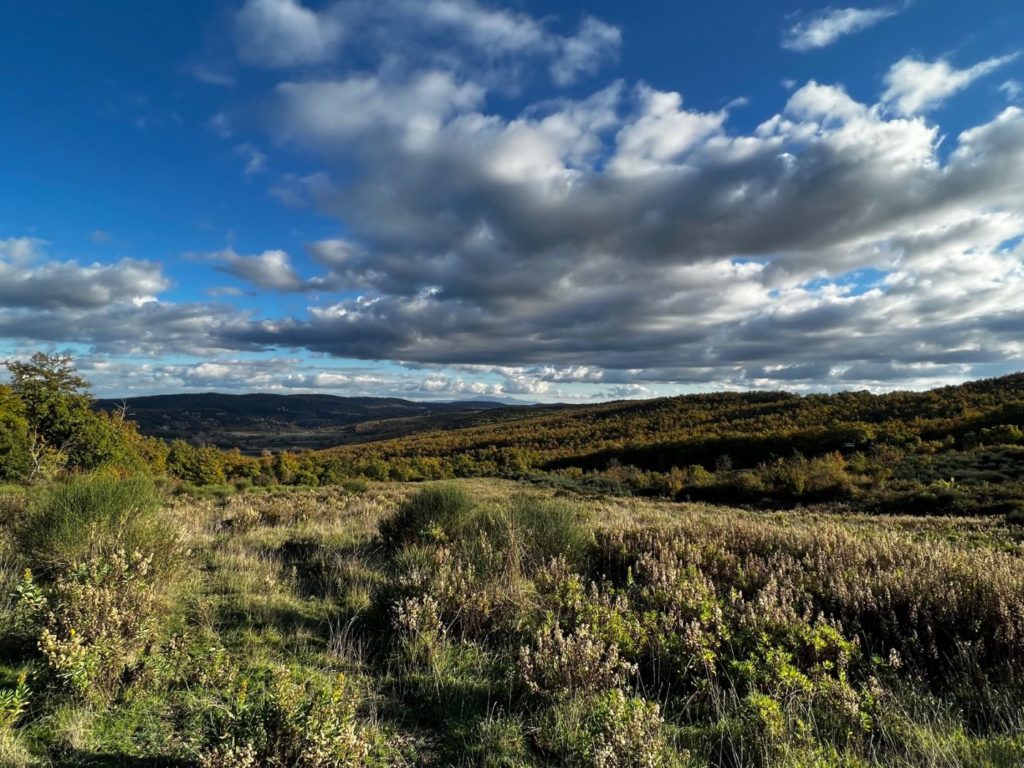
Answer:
top-left (0, 237), bottom-right (47, 266)
top-left (234, 143), bottom-right (267, 176)
top-left (214, 248), bottom-right (307, 291)
top-left (882, 54), bottom-right (1019, 115)
top-left (234, 0), bottom-right (343, 68)
top-left (783, 6), bottom-right (897, 52)
top-left (207, 66), bottom-right (1024, 392)
top-left (273, 73), bottom-right (485, 151)
top-left (189, 64), bottom-right (235, 87)
top-left (1000, 80), bottom-right (1023, 102)
top-left (0, 240), bottom-right (169, 310)
top-left (610, 86), bottom-right (726, 176)
top-left (231, 0), bottom-right (619, 86)
top-left (8, 0), bottom-right (1024, 396)
top-left (550, 16), bottom-right (622, 86)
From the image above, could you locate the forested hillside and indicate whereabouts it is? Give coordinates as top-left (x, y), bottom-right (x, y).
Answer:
top-left (5, 355), bottom-right (1024, 516)
top-left (306, 374), bottom-right (1024, 514)
top-left (325, 374), bottom-right (1024, 470)
top-left (94, 393), bottom-right (514, 452)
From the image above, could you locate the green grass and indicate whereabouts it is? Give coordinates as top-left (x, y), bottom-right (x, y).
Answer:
top-left (15, 475), bottom-right (174, 576)
top-left (1, 479), bottom-right (1023, 766)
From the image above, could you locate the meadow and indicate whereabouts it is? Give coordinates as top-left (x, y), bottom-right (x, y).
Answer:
top-left (2, 477), bottom-right (1023, 766)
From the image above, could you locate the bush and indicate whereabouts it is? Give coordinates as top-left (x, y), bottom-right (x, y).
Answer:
top-left (15, 475), bottom-right (175, 575)
top-left (33, 550), bottom-right (160, 702)
top-left (195, 670), bottom-right (373, 768)
top-left (502, 494), bottom-right (592, 571)
top-left (378, 483), bottom-right (475, 549)
top-left (519, 622), bottom-right (636, 698)
top-left (535, 690), bottom-right (684, 767)
top-left (340, 478), bottom-right (369, 494)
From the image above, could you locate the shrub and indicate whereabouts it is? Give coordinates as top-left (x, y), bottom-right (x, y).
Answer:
top-left (35, 549), bottom-right (160, 701)
top-left (15, 474), bottom-right (175, 575)
top-left (536, 690), bottom-right (684, 768)
top-left (196, 671), bottom-right (372, 768)
top-left (340, 478), bottom-right (369, 494)
top-left (378, 483), bottom-right (475, 549)
top-left (502, 494), bottom-right (592, 571)
top-left (519, 622), bottom-right (636, 698)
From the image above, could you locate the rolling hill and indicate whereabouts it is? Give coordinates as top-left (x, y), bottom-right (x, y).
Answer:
top-left (94, 392), bottom-right (523, 452)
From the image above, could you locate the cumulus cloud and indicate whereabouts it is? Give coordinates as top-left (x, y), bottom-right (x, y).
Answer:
top-left (783, 6), bottom-right (897, 52)
top-left (610, 86), bottom-right (727, 176)
top-left (231, 0), bottom-right (619, 86)
top-left (0, 237), bottom-right (46, 265)
top-left (882, 54), bottom-right (1019, 115)
top-left (234, 0), bottom-right (344, 67)
top-left (205, 68), bottom-right (1024, 392)
top-left (0, 239), bottom-right (169, 310)
top-left (72, 356), bottom-right (549, 400)
top-left (12, 64), bottom-right (1024, 395)
top-left (212, 247), bottom-right (351, 293)
top-left (214, 248), bottom-right (307, 291)
top-left (8, 1), bottom-right (1024, 397)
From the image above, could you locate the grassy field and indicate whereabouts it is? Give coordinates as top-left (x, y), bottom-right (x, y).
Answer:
top-left (1, 478), bottom-right (1023, 766)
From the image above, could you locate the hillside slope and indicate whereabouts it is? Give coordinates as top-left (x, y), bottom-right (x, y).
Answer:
top-left (318, 372), bottom-right (1024, 477)
top-left (94, 392), bottom-right (518, 452)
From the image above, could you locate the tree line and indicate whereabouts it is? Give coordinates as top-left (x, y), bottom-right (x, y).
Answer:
top-left (2, 354), bottom-right (1023, 515)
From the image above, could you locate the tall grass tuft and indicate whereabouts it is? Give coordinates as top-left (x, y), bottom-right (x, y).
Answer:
top-left (502, 493), bottom-right (591, 571)
top-left (15, 474), bottom-right (176, 575)
top-left (378, 482), bottom-right (475, 548)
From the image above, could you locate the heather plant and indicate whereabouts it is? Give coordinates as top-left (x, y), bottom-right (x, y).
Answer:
top-left (519, 621), bottom-right (636, 697)
top-left (34, 549), bottom-right (160, 701)
top-left (392, 593), bottom-right (448, 672)
top-left (3, 478), bottom-right (1024, 765)
top-left (534, 689), bottom-right (685, 768)
top-left (195, 670), bottom-right (374, 768)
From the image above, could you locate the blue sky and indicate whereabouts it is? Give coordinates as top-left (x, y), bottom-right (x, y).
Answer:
top-left (1, 0), bottom-right (1023, 400)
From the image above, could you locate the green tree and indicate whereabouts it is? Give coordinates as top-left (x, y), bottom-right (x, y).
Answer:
top-left (0, 384), bottom-right (31, 481)
top-left (167, 440), bottom-right (226, 485)
top-left (5, 353), bottom-right (95, 477)
top-left (4, 353), bottom-right (147, 477)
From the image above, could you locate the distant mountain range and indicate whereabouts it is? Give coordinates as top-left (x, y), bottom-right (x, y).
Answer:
top-left (94, 392), bottom-right (532, 452)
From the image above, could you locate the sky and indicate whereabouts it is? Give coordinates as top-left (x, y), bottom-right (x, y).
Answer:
top-left (1, 0), bottom-right (1023, 402)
